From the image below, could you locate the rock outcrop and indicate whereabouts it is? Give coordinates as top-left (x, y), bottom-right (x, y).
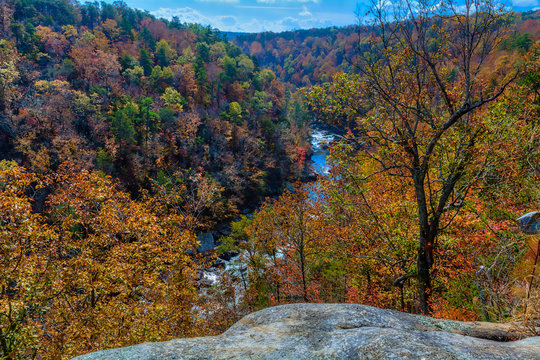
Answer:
top-left (197, 232), bottom-right (215, 253)
top-left (73, 303), bottom-right (540, 360)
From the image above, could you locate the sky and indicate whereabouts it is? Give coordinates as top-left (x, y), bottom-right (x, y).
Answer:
top-left (117, 0), bottom-right (540, 34)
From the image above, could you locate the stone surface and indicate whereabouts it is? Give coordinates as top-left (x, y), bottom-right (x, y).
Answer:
top-left (197, 232), bottom-right (215, 253)
top-left (517, 211), bottom-right (539, 234)
top-left (73, 303), bottom-right (540, 360)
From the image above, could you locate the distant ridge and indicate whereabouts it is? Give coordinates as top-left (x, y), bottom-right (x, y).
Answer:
top-left (223, 31), bottom-right (250, 40)
top-left (232, 10), bottom-right (540, 87)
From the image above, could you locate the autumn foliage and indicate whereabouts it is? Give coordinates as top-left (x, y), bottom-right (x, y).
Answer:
top-left (0, 0), bottom-right (310, 220)
top-left (223, 1), bottom-right (539, 327)
top-left (0, 161), bottom-right (200, 358)
top-left (0, 0), bottom-right (539, 358)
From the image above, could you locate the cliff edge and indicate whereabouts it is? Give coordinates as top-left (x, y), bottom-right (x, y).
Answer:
top-left (73, 303), bottom-right (540, 359)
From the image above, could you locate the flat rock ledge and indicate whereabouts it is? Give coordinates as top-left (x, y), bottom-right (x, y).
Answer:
top-left (73, 303), bottom-right (540, 360)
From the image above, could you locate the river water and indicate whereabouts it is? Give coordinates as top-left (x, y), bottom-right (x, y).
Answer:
top-left (310, 126), bottom-right (337, 175)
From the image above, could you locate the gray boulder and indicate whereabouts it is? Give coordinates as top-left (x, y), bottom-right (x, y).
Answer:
top-left (197, 232), bottom-right (215, 253)
top-left (73, 303), bottom-right (540, 359)
top-left (517, 211), bottom-right (540, 234)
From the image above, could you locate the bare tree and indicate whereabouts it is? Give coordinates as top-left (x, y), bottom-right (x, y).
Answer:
top-left (360, 0), bottom-right (516, 313)
top-left (310, 0), bottom-right (515, 313)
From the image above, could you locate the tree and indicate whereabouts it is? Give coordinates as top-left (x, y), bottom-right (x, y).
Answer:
top-left (161, 87), bottom-right (186, 113)
top-left (71, 45), bottom-right (120, 90)
top-left (139, 48), bottom-right (153, 76)
top-left (0, 161), bottom-right (199, 358)
top-left (308, 0), bottom-right (514, 313)
top-left (0, 160), bottom-right (51, 359)
top-left (242, 186), bottom-right (320, 304)
top-left (228, 101), bottom-right (242, 124)
top-left (0, 40), bottom-right (19, 111)
top-left (0, 1), bottom-right (14, 37)
top-left (155, 39), bottom-right (177, 66)
top-left (111, 100), bottom-right (138, 143)
top-left (44, 163), bottom-right (198, 357)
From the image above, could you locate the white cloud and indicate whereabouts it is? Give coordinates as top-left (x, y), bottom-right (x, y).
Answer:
top-left (196, 0), bottom-right (239, 3)
top-left (512, 0), bottom-right (539, 6)
top-left (299, 5), bottom-right (312, 16)
top-left (152, 7), bottom-right (214, 25)
top-left (151, 7), bottom-right (332, 33)
top-left (257, 0), bottom-right (320, 4)
top-left (237, 5), bottom-right (297, 9)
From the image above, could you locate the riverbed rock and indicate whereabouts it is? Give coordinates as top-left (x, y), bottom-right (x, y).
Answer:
top-left (197, 232), bottom-right (215, 253)
top-left (72, 303), bottom-right (540, 360)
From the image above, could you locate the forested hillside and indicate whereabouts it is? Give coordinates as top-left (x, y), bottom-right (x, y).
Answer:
top-left (0, 0), bottom-right (310, 221)
top-left (234, 9), bottom-right (540, 87)
top-left (0, 0), bottom-right (539, 359)
top-left (234, 26), bottom-right (359, 87)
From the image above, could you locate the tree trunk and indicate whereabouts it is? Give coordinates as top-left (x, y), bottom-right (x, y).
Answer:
top-left (413, 169), bottom-right (434, 314)
top-left (300, 244), bottom-right (308, 301)
top-left (417, 242), bottom-right (432, 314)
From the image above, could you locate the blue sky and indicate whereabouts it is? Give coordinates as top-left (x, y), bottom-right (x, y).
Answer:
top-left (118, 0), bottom-right (540, 33)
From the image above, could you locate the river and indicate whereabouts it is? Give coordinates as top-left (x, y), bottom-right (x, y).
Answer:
top-left (198, 125), bottom-right (339, 289)
top-left (310, 125), bottom-right (337, 175)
